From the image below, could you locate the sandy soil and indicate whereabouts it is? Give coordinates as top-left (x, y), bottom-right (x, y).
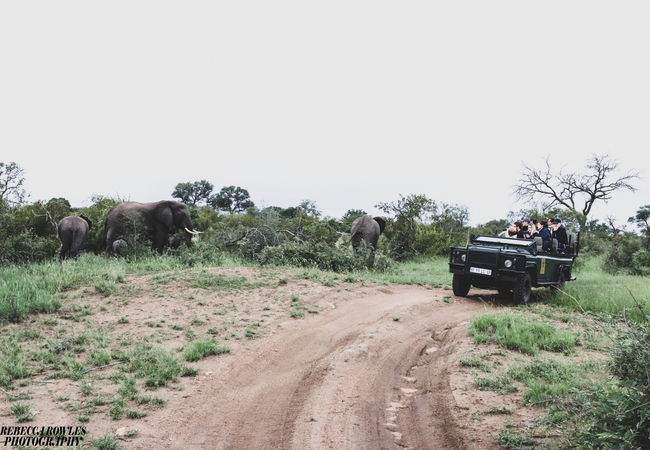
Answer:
top-left (7, 268), bottom-right (544, 449)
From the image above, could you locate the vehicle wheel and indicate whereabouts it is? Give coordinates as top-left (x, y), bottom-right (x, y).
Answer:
top-left (452, 274), bottom-right (471, 297)
top-left (556, 272), bottom-right (566, 289)
top-left (513, 272), bottom-right (532, 305)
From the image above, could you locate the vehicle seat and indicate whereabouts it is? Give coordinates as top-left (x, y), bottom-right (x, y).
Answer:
top-left (534, 236), bottom-right (543, 251)
top-left (567, 232), bottom-right (577, 254)
top-left (551, 238), bottom-right (558, 253)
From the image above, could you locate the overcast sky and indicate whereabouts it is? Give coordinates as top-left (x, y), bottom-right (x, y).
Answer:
top-left (1, 2), bottom-right (647, 227)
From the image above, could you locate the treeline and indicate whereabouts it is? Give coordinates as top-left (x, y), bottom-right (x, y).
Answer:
top-left (0, 190), bottom-right (474, 270)
top-left (0, 164), bottom-right (648, 274)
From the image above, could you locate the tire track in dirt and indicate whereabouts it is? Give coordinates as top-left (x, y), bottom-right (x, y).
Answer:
top-left (134, 286), bottom-right (489, 450)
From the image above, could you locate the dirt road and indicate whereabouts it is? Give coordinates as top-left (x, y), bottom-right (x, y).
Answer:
top-left (132, 285), bottom-right (493, 450)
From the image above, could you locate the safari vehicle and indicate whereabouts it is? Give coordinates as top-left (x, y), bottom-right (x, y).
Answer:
top-left (448, 234), bottom-right (579, 304)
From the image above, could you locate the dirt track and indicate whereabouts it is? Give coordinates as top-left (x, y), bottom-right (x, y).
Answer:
top-left (131, 285), bottom-right (494, 450)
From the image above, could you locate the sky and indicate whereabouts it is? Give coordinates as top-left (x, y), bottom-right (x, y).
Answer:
top-left (1, 2), bottom-right (648, 228)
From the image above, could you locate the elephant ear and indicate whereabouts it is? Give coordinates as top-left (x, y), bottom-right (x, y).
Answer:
top-left (373, 217), bottom-right (387, 234)
top-left (80, 215), bottom-right (92, 229)
top-left (153, 203), bottom-right (174, 228)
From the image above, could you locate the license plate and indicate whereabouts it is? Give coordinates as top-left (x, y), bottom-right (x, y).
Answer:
top-left (470, 267), bottom-right (492, 276)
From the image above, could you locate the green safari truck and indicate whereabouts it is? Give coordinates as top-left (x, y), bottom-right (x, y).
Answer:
top-left (448, 234), bottom-right (578, 304)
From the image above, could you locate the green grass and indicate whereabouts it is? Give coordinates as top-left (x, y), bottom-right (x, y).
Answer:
top-left (122, 344), bottom-right (190, 388)
top-left (0, 336), bottom-right (32, 385)
top-left (190, 272), bottom-right (260, 290)
top-left (469, 312), bottom-right (578, 356)
top-left (182, 339), bottom-right (230, 362)
top-left (546, 254), bottom-right (650, 321)
top-left (347, 255), bottom-right (452, 287)
top-left (10, 402), bottom-right (34, 422)
top-left (0, 251), bottom-right (242, 323)
top-left (91, 433), bottom-right (119, 450)
top-left (507, 357), bottom-right (599, 407)
top-left (474, 375), bottom-right (518, 394)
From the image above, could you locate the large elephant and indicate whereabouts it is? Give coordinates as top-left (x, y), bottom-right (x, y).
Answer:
top-left (104, 201), bottom-right (200, 255)
top-left (350, 216), bottom-right (386, 251)
top-left (58, 215), bottom-right (92, 259)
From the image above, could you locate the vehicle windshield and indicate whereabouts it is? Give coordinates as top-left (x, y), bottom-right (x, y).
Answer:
top-left (471, 235), bottom-right (535, 252)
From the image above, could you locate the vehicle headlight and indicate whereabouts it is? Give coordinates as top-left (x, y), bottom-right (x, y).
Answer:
top-left (504, 259), bottom-right (513, 268)
top-left (461, 254), bottom-right (466, 262)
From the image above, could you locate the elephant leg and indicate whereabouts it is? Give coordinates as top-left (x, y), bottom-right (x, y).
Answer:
top-left (106, 229), bottom-right (117, 255)
top-left (153, 224), bottom-right (167, 254)
top-left (70, 230), bottom-right (85, 258)
top-left (59, 240), bottom-right (71, 259)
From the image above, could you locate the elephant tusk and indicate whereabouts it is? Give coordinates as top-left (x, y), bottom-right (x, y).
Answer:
top-left (185, 227), bottom-right (203, 235)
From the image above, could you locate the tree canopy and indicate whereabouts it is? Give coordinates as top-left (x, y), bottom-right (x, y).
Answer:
top-left (209, 186), bottom-right (255, 213)
top-left (172, 180), bottom-right (214, 206)
top-left (513, 154), bottom-right (639, 232)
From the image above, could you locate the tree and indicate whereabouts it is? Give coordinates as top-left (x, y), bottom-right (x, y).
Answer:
top-left (172, 180), bottom-right (214, 206)
top-left (629, 205), bottom-right (650, 249)
top-left (0, 162), bottom-right (27, 205)
top-left (514, 154), bottom-right (639, 232)
top-left (209, 186), bottom-right (254, 213)
top-left (430, 203), bottom-right (469, 238)
top-left (474, 219), bottom-right (510, 235)
top-left (30, 198), bottom-right (73, 237)
top-left (508, 204), bottom-right (581, 232)
top-left (375, 194), bottom-right (437, 260)
top-left (341, 209), bottom-right (368, 232)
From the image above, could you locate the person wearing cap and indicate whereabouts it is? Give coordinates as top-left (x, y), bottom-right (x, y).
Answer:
top-left (552, 218), bottom-right (568, 251)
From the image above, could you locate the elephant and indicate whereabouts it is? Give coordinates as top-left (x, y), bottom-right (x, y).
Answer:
top-left (111, 234), bottom-right (183, 255)
top-left (350, 216), bottom-right (386, 251)
top-left (58, 215), bottom-right (92, 259)
top-left (168, 232), bottom-right (183, 250)
top-left (104, 201), bottom-right (200, 255)
top-left (112, 239), bottom-right (128, 255)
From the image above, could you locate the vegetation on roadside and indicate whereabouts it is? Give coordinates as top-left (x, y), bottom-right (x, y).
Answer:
top-left (461, 271), bottom-right (650, 449)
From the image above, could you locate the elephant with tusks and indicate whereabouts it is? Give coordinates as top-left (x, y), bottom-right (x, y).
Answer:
top-left (104, 201), bottom-right (201, 255)
top-left (58, 215), bottom-right (92, 259)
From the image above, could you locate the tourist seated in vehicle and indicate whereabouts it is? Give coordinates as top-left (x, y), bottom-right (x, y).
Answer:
top-left (529, 219), bottom-right (541, 237)
top-left (552, 218), bottom-right (569, 252)
top-left (537, 220), bottom-right (552, 251)
top-left (516, 220), bottom-right (532, 239)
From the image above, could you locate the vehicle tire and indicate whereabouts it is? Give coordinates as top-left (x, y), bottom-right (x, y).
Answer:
top-left (452, 274), bottom-right (471, 297)
top-left (513, 272), bottom-right (532, 305)
top-left (556, 272), bottom-right (566, 289)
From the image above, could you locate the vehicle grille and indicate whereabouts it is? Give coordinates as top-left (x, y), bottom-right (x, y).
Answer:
top-left (468, 249), bottom-right (498, 266)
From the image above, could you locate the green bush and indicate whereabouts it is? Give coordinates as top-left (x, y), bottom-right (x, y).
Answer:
top-left (413, 225), bottom-right (453, 256)
top-left (256, 242), bottom-right (380, 272)
top-left (563, 322), bottom-right (650, 449)
top-left (603, 232), bottom-right (650, 275)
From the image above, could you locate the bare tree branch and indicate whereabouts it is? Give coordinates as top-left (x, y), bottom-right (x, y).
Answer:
top-left (513, 154), bottom-right (639, 231)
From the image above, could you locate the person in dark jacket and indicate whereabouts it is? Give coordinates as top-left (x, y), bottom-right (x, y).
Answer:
top-left (538, 220), bottom-right (552, 251)
top-left (552, 218), bottom-right (568, 251)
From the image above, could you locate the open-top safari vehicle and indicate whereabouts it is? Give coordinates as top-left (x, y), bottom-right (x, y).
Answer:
top-left (448, 233), bottom-right (579, 304)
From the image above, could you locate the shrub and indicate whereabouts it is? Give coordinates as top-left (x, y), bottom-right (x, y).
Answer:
top-left (413, 225), bottom-right (453, 256)
top-left (563, 321), bottom-right (650, 448)
top-left (256, 242), bottom-right (376, 272)
top-left (603, 232), bottom-right (649, 275)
